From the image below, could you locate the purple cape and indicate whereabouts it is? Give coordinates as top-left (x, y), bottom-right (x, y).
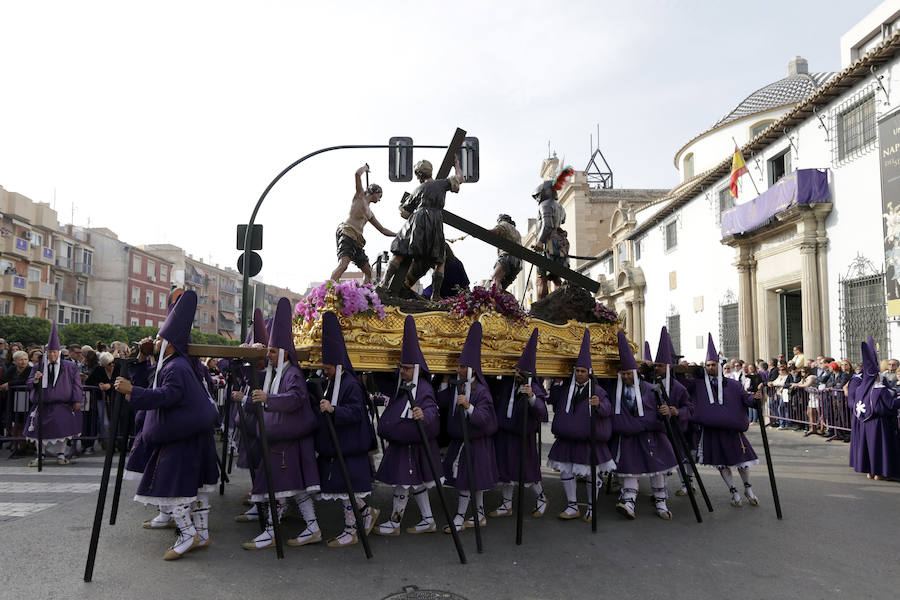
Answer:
top-left (25, 360), bottom-right (82, 442)
top-left (375, 374), bottom-right (441, 486)
top-left (490, 376), bottom-right (548, 483)
top-left (442, 380), bottom-right (499, 490)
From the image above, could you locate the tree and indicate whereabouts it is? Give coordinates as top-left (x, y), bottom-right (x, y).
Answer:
top-left (0, 315), bottom-right (52, 346)
top-left (59, 323), bottom-right (120, 347)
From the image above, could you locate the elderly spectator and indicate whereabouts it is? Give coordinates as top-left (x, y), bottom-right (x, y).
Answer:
top-left (881, 358), bottom-right (899, 389)
top-left (28, 348), bottom-right (43, 367)
top-left (83, 352), bottom-right (119, 454)
top-left (0, 338), bottom-right (7, 363)
top-left (1, 350), bottom-right (33, 458)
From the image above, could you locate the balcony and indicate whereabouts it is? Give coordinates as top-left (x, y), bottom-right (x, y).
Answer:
top-left (2, 236), bottom-right (30, 257)
top-left (55, 255), bottom-right (73, 270)
top-left (74, 262), bottom-right (92, 276)
top-left (0, 274), bottom-right (28, 296)
top-left (27, 281), bottom-right (53, 299)
top-left (33, 246), bottom-right (54, 264)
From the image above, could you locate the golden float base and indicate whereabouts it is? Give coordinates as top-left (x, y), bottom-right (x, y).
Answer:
top-left (294, 305), bottom-right (629, 378)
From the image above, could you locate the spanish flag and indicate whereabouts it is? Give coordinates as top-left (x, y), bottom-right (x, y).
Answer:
top-left (729, 145), bottom-right (748, 198)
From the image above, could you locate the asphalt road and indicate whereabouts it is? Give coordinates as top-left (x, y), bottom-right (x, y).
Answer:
top-left (1, 426), bottom-right (898, 600)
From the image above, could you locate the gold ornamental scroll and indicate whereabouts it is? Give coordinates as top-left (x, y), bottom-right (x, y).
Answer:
top-left (294, 306), bottom-right (632, 378)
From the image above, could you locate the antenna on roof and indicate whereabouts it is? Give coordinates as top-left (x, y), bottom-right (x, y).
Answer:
top-left (585, 124), bottom-right (614, 190)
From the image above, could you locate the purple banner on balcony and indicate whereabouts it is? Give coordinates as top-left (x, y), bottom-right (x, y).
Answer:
top-left (720, 169), bottom-right (830, 237)
top-left (15, 238), bottom-right (27, 251)
top-left (13, 276), bottom-right (25, 290)
top-left (43, 247), bottom-right (54, 259)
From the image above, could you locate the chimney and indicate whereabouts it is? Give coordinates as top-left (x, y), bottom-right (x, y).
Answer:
top-left (787, 56), bottom-right (808, 76)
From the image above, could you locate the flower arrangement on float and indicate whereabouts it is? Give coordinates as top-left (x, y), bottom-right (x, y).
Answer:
top-left (438, 285), bottom-right (528, 325)
top-left (293, 280), bottom-right (386, 325)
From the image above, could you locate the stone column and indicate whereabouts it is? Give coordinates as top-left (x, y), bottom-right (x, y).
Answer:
top-left (737, 260), bottom-right (754, 362)
top-left (626, 301), bottom-right (635, 341)
top-left (815, 208), bottom-right (831, 356)
top-left (800, 239), bottom-right (822, 358)
top-left (634, 297), bottom-right (645, 350)
top-left (749, 257), bottom-right (759, 359)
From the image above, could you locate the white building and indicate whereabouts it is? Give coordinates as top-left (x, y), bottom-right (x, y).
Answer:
top-left (582, 2), bottom-right (900, 365)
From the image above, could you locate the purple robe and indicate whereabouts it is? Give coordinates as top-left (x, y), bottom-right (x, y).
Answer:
top-left (375, 375), bottom-right (441, 486)
top-left (128, 355), bottom-right (220, 502)
top-left (547, 378), bottom-right (614, 471)
top-left (847, 375), bottom-right (863, 468)
top-left (315, 371), bottom-right (374, 495)
top-left (250, 364), bottom-right (319, 498)
top-left (440, 380), bottom-right (499, 491)
top-left (689, 376), bottom-right (758, 468)
top-left (849, 383), bottom-right (900, 478)
top-left (609, 380), bottom-right (677, 476)
top-left (124, 359), bottom-right (154, 476)
top-left (489, 376), bottom-right (548, 484)
top-left (25, 360), bottom-right (82, 442)
top-left (667, 376), bottom-right (699, 454)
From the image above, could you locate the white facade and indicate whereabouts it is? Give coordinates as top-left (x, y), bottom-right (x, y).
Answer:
top-left (587, 9), bottom-right (900, 364)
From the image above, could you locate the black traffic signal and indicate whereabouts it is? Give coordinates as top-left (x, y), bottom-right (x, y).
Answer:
top-left (388, 137), bottom-right (413, 182)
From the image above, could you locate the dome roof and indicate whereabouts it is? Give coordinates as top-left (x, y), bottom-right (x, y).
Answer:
top-left (713, 71), bottom-right (836, 128)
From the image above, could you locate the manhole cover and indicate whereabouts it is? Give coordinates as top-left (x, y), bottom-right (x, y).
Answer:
top-left (382, 586), bottom-right (469, 600)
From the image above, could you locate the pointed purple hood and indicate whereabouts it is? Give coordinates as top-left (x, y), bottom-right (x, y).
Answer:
top-left (400, 315), bottom-right (430, 375)
top-left (655, 326), bottom-right (675, 365)
top-left (575, 328), bottom-right (592, 371)
top-left (860, 337), bottom-right (880, 394)
top-left (158, 289), bottom-right (197, 356)
top-left (46, 321), bottom-right (60, 351)
top-left (459, 321), bottom-right (485, 384)
top-left (321, 311), bottom-right (355, 375)
top-left (269, 297), bottom-right (297, 365)
top-left (617, 330), bottom-right (637, 371)
top-left (643, 341), bottom-right (652, 362)
top-left (705, 333), bottom-right (719, 364)
top-left (516, 328), bottom-right (539, 377)
top-left (252, 308), bottom-right (269, 346)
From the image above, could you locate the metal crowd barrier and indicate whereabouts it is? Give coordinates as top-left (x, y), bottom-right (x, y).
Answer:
top-left (0, 385), bottom-right (134, 452)
top-left (760, 385), bottom-right (852, 440)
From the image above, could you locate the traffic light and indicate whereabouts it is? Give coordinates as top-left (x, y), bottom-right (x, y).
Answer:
top-left (457, 137), bottom-right (479, 182)
top-left (388, 137), bottom-right (413, 182)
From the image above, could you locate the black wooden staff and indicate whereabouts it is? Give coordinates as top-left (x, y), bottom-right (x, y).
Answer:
top-left (400, 382), bottom-right (466, 564)
top-left (449, 377), bottom-right (482, 553)
top-left (307, 376), bottom-right (373, 559)
top-left (233, 364), bottom-right (266, 534)
top-left (36, 374), bottom-right (44, 472)
top-left (109, 358), bottom-right (136, 525)
top-left (248, 365), bottom-right (285, 559)
top-left (219, 367), bottom-right (233, 495)
top-left (651, 380), bottom-right (702, 524)
top-left (515, 371), bottom-right (533, 545)
top-left (756, 395), bottom-right (783, 519)
top-left (654, 377), bottom-right (713, 513)
top-left (588, 371), bottom-right (598, 533)
top-left (83, 364), bottom-right (126, 582)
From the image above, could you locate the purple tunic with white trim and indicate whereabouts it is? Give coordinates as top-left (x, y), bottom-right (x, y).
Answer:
top-left (441, 380), bottom-right (499, 491)
top-left (547, 378), bottom-right (613, 471)
top-left (375, 374), bottom-right (441, 487)
top-left (490, 376), bottom-right (548, 484)
top-left (849, 383), bottom-right (900, 478)
top-left (315, 372), bottom-right (374, 495)
top-left (25, 360), bottom-right (82, 443)
top-left (610, 381), bottom-right (677, 476)
top-left (847, 375), bottom-right (863, 468)
top-left (124, 359), bottom-right (154, 477)
top-left (128, 355), bottom-right (220, 503)
top-left (250, 364), bottom-right (319, 499)
top-left (689, 376), bottom-right (758, 468)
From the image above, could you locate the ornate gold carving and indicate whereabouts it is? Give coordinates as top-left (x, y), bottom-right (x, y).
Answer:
top-left (294, 302), bottom-right (633, 377)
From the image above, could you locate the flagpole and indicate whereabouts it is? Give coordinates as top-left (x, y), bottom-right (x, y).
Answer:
top-left (732, 137), bottom-right (761, 196)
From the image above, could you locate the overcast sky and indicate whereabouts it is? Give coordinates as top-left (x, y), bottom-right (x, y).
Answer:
top-left (0, 0), bottom-right (882, 294)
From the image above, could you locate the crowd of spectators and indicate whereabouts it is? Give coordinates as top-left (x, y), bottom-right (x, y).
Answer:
top-left (714, 345), bottom-right (898, 442)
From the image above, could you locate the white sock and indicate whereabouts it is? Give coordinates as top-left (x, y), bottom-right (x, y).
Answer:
top-left (500, 483), bottom-right (514, 509)
top-left (561, 468), bottom-right (577, 506)
top-left (392, 486), bottom-right (409, 521)
top-left (412, 485), bottom-right (433, 522)
top-left (191, 495), bottom-right (210, 542)
top-left (650, 473), bottom-right (668, 506)
top-left (295, 492), bottom-right (319, 532)
top-left (456, 491), bottom-right (470, 520)
top-left (620, 477), bottom-right (639, 502)
top-left (171, 504), bottom-right (196, 553)
top-left (719, 467), bottom-right (736, 491)
top-left (583, 477), bottom-right (602, 510)
top-left (532, 482), bottom-right (544, 499)
top-left (738, 466), bottom-right (752, 487)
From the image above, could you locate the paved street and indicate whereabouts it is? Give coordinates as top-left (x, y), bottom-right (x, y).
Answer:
top-left (1, 428), bottom-right (898, 600)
